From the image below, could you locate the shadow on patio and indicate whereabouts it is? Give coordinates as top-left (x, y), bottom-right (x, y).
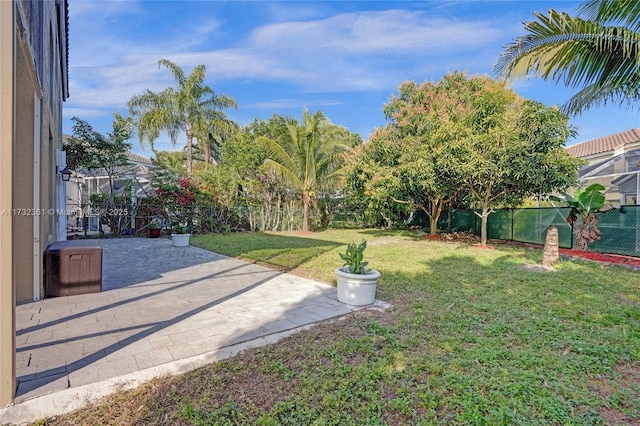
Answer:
top-left (6, 237), bottom-right (373, 423)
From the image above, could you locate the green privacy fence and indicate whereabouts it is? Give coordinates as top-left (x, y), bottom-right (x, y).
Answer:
top-left (72, 200), bottom-right (640, 257)
top-left (438, 207), bottom-right (574, 248)
top-left (439, 205), bottom-right (640, 257)
top-left (590, 205), bottom-right (640, 257)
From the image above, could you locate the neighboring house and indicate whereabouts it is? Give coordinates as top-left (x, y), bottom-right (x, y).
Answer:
top-left (66, 151), bottom-right (154, 232)
top-left (567, 128), bottom-right (640, 205)
top-left (0, 0), bottom-right (70, 405)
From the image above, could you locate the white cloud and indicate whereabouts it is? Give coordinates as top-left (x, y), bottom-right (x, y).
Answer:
top-left (70, 1), bottom-right (612, 144)
top-left (68, 5), bottom-right (516, 107)
top-left (249, 98), bottom-right (342, 110)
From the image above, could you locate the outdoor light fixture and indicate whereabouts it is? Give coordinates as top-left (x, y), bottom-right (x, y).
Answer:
top-left (57, 165), bottom-right (72, 182)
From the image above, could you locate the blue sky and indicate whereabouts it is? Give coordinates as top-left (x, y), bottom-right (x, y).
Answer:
top-left (64, 0), bottom-right (640, 156)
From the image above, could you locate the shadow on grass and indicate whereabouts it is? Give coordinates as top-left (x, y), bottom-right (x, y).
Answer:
top-left (358, 228), bottom-right (415, 238)
top-left (191, 233), bottom-right (342, 271)
top-left (40, 249), bottom-right (639, 425)
top-left (377, 245), bottom-right (634, 316)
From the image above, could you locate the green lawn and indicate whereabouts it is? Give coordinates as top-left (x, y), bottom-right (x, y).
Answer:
top-left (42, 229), bottom-right (640, 425)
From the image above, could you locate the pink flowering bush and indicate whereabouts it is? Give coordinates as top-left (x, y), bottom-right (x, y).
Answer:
top-left (149, 177), bottom-right (199, 234)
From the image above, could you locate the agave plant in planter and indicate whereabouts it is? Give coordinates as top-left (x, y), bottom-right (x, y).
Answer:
top-left (335, 240), bottom-right (380, 306)
top-left (170, 223), bottom-right (191, 247)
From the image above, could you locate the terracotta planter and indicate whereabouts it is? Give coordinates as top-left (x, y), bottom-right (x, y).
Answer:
top-left (149, 228), bottom-right (161, 238)
top-left (335, 267), bottom-right (380, 306)
top-left (171, 233), bottom-right (191, 247)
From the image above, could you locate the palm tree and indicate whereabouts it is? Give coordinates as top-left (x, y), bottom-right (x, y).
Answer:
top-left (258, 109), bottom-right (351, 232)
top-left (494, 0), bottom-right (640, 115)
top-left (128, 59), bottom-right (237, 174)
top-left (203, 111), bottom-right (239, 166)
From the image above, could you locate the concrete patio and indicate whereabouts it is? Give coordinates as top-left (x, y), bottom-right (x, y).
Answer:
top-left (0, 237), bottom-right (384, 424)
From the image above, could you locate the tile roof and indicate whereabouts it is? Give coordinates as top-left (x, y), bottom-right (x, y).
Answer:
top-left (567, 128), bottom-right (640, 158)
top-left (126, 151), bottom-right (152, 165)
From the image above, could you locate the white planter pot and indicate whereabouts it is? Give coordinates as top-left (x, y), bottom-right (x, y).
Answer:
top-left (335, 267), bottom-right (380, 306)
top-left (171, 233), bottom-right (191, 247)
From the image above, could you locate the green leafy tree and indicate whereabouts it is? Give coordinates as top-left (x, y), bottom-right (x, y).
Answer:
top-left (357, 74), bottom-right (476, 234)
top-left (494, 0), bottom-right (640, 115)
top-left (64, 112), bottom-right (133, 197)
top-left (350, 72), bottom-right (581, 243)
top-left (345, 128), bottom-right (421, 229)
top-left (64, 112), bottom-right (133, 236)
top-left (151, 150), bottom-right (187, 175)
top-left (202, 112), bottom-right (239, 166)
top-left (128, 59), bottom-right (237, 174)
top-left (218, 116), bottom-right (283, 230)
top-left (452, 77), bottom-right (582, 245)
top-left (258, 109), bottom-right (352, 232)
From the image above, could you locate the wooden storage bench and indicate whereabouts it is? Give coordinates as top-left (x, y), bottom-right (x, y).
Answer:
top-left (45, 240), bottom-right (103, 297)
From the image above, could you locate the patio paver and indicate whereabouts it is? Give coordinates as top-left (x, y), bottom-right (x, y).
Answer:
top-left (0, 237), bottom-right (386, 424)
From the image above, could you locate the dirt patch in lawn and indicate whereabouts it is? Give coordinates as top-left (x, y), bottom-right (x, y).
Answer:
top-left (588, 361), bottom-right (640, 425)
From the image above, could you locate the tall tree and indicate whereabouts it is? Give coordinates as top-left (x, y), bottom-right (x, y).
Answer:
top-left (64, 112), bottom-right (133, 197)
top-left (128, 59), bottom-right (237, 174)
top-left (451, 77), bottom-right (582, 245)
top-left (494, 0), bottom-right (640, 115)
top-left (203, 110), bottom-right (240, 166)
top-left (350, 72), bottom-right (582, 243)
top-left (357, 74), bottom-right (476, 235)
top-left (64, 112), bottom-right (133, 236)
top-left (345, 132), bottom-right (410, 229)
top-left (258, 109), bottom-right (352, 232)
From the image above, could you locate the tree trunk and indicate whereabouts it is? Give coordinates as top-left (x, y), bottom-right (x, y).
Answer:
top-left (480, 213), bottom-right (488, 245)
top-left (302, 200), bottom-right (309, 232)
top-left (476, 196), bottom-right (492, 246)
top-left (186, 128), bottom-right (194, 174)
top-left (301, 191), bottom-right (311, 232)
top-left (574, 214), bottom-right (600, 251)
top-left (429, 201), bottom-right (438, 236)
top-left (430, 215), bottom-right (438, 236)
top-left (478, 205), bottom-right (491, 246)
top-left (421, 199), bottom-right (443, 236)
top-left (542, 225), bottom-right (559, 268)
top-left (203, 139), bottom-right (210, 171)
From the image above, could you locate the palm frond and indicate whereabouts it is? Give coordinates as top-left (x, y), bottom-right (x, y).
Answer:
top-left (494, 9), bottom-right (640, 114)
top-left (263, 158), bottom-right (302, 188)
top-left (158, 59), bottom-right (186, 87)
top-left (563, 79), bottom-right (640, 114)
top-left (579, 0), bottom-right (640, 31)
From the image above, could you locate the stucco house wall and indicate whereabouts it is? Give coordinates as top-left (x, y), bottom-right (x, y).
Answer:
top-left (0, 0), bottom-right (69, 405)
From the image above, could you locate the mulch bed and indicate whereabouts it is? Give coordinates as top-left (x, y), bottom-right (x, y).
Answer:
top-left (559, 248), bottom-right (640, 270)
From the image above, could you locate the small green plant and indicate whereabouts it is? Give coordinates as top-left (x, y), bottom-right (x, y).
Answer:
top-left (149, 220), bottom-right (161, 230)
top-left (172, 223), bottom-right (189, 234)
top-left (339, 239), bottom-right (369, 274)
